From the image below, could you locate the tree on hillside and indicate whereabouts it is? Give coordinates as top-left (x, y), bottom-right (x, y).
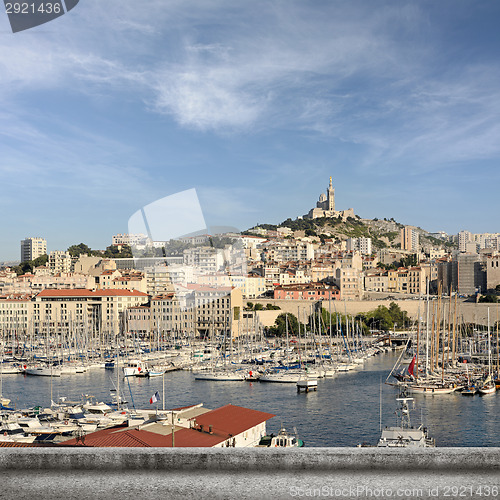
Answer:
top-left (103, 244), bottom-right (133, 259)
top-left (67, 243), bottom-right (93, 257)
top-left (400, 254), bottom-right (418, 268)
top-left (12, 254), bottom-right (48, 276)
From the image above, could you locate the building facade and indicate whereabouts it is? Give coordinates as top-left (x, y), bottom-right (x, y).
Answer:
top-left (20, 237), bottom-right (47, 262)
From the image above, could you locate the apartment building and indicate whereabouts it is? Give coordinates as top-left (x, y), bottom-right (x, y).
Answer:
top-left (273, 283), bottom-right (340, 301)
top-left (185, 284), bottom-right (243, 338)
top-left (48, 251), bottom-right (72, 274)
top-left (265, 241), bottom-right (315, 263)
top-left (183, 247), bottom-right (224, 274)
top-left (346, 237), bottom-right (372, 255)
top-left (400, 226), bottom-right (419, 252)
top-left (0, 295), bottom-right (32, 333)
top-left (32, 288), bottom-right (149, 337)
top-left (20, 237), bottom-right (46, 262)
top-left (364, 270), bottom-right (388, 293)
top-left (335, 267), bottom-right (364, 300)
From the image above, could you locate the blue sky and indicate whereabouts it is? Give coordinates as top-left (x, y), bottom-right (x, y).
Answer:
top-left (1, 1), bottom-right (499, 261)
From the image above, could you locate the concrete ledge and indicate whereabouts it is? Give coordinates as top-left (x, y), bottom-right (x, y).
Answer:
top-left (1, 448), bottom-right (499, 499)
top-left (1, 447), bottom-right (499, 471)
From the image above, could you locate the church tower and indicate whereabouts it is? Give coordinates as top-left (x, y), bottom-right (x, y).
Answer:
top-left (327, 176), bottom-right (335, 211)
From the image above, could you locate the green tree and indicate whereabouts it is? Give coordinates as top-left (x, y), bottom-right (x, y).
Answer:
top-left (67, 243), bottom-right (93, 257)
top-left (254, 303), bottom-right (264, 311)
top-left (388, 302), bottom-right (409, 328)
top-left (13, 254), bottom-right (48, 275)
top-left (479, 295), bottom-right (498, 303)
top-left (269, 313), bottom-right (301, 337)
top-left (366, 306), bottom-right (394, 332)
top-left (246, 302), bottom-right (254, 310)
top-left (400, 254), bottom-right (418, 268)
top-left (103, 244), bottom-right (133, 258)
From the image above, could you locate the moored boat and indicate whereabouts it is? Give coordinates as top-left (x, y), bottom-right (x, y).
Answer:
top-left (377, 386), bottom-right (435, 448)
top-left (257, 426), bottom-right (304, 448)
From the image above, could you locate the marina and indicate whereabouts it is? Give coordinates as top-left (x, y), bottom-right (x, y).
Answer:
top-left (2, 349), bottom-right (500, 447)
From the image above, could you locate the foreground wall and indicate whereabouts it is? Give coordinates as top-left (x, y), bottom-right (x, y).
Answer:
top-left (1, 448), bottom-right (498, 499)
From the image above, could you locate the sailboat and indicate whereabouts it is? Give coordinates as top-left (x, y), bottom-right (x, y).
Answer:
top-left (478, 309), bottom-right (496, 395)
top-left (461, 363), bottom-right (478, 396)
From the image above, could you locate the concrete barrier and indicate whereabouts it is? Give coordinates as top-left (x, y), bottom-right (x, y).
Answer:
top-left (1, 448), bottom-right (499, 499)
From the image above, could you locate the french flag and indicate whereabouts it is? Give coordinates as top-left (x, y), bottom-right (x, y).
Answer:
top-left (150, 391), bottom-right (160, 404)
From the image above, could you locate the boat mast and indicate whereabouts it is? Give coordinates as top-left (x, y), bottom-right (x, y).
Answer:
top-left (425, 278), bottom-right (430, 376)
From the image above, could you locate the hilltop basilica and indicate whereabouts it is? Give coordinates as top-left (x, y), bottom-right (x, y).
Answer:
top-left (305, 176), bottom-right (355, 220)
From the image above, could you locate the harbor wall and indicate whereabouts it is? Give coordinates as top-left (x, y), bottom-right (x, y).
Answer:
top-left (0, 448), bottom-right (498, 499)
top-left (252, 299), bottom-right (499, 327)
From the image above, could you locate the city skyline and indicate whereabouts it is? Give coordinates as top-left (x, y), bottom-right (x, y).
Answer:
top-left (1, 1), bottom-right (499, 260)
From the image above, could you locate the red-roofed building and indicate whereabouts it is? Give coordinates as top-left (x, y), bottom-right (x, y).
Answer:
top-left (61, 404), bottom-right (275, 448)
top-left (274, 283), bottom-right (339, 301)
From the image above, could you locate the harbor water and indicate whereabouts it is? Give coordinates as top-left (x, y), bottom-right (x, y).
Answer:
top-left (3, 352), bottom-right (500, 447)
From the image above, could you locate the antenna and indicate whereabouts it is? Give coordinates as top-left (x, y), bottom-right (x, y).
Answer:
top-left (379, 377), bottom-right (382, 432)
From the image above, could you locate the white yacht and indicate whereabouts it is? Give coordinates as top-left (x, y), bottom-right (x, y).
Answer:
top-left (377, 387), bottom-right (435, 448)
top-left (123, 359), bottom-right (148, 377)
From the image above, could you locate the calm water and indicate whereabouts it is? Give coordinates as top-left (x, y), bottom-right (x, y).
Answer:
top-left (3, 353), bottom-right (500, 447)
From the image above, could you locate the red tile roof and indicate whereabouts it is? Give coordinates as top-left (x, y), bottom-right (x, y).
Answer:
top-left (61, 404), bottom-right (275, 448)
top-left (191, 404), bottom-right (275, 437)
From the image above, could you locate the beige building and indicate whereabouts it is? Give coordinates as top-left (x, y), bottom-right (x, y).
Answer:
top-left (486, 254), bottom-right (500, 291)
top-left (0, 295), bottom-right (32, 334)
top-left (0, 273), bottom-right (93, 295)
top-left (197, 274), bottom-right (266, 299)
top-left (48, 251), bottom-right (72, 274)
top-left (127, 285), bottom-right (243, 338)
top-left (310, 263), bottom-right (336, 283)
top-left (400, 226), bottom-right (419, 252)
top-left (185, 284), bottom-right (243, 338)
top-left (335, 267), bottom-right (364, 300)
top-left (364, 270), bottom-right (388, 293)
top-left (73, 255), bottom-right (103, 275)
top-left (32, 288), bottom-right (149, 337)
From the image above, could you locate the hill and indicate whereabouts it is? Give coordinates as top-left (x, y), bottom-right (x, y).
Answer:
top-left (245, 215), bottom-right (453, 251)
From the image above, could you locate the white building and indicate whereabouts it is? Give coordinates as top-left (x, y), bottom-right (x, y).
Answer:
top-left (112, 233), bottom-right (148, 246)
top-left (458, 230), bottom-right (473, 252)
top-left (346, 237), bottom-right (372, 255)
top-left (20, 237), bottom-right (47, 262)
top-left (183, 247), bottom-right (224, 274)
